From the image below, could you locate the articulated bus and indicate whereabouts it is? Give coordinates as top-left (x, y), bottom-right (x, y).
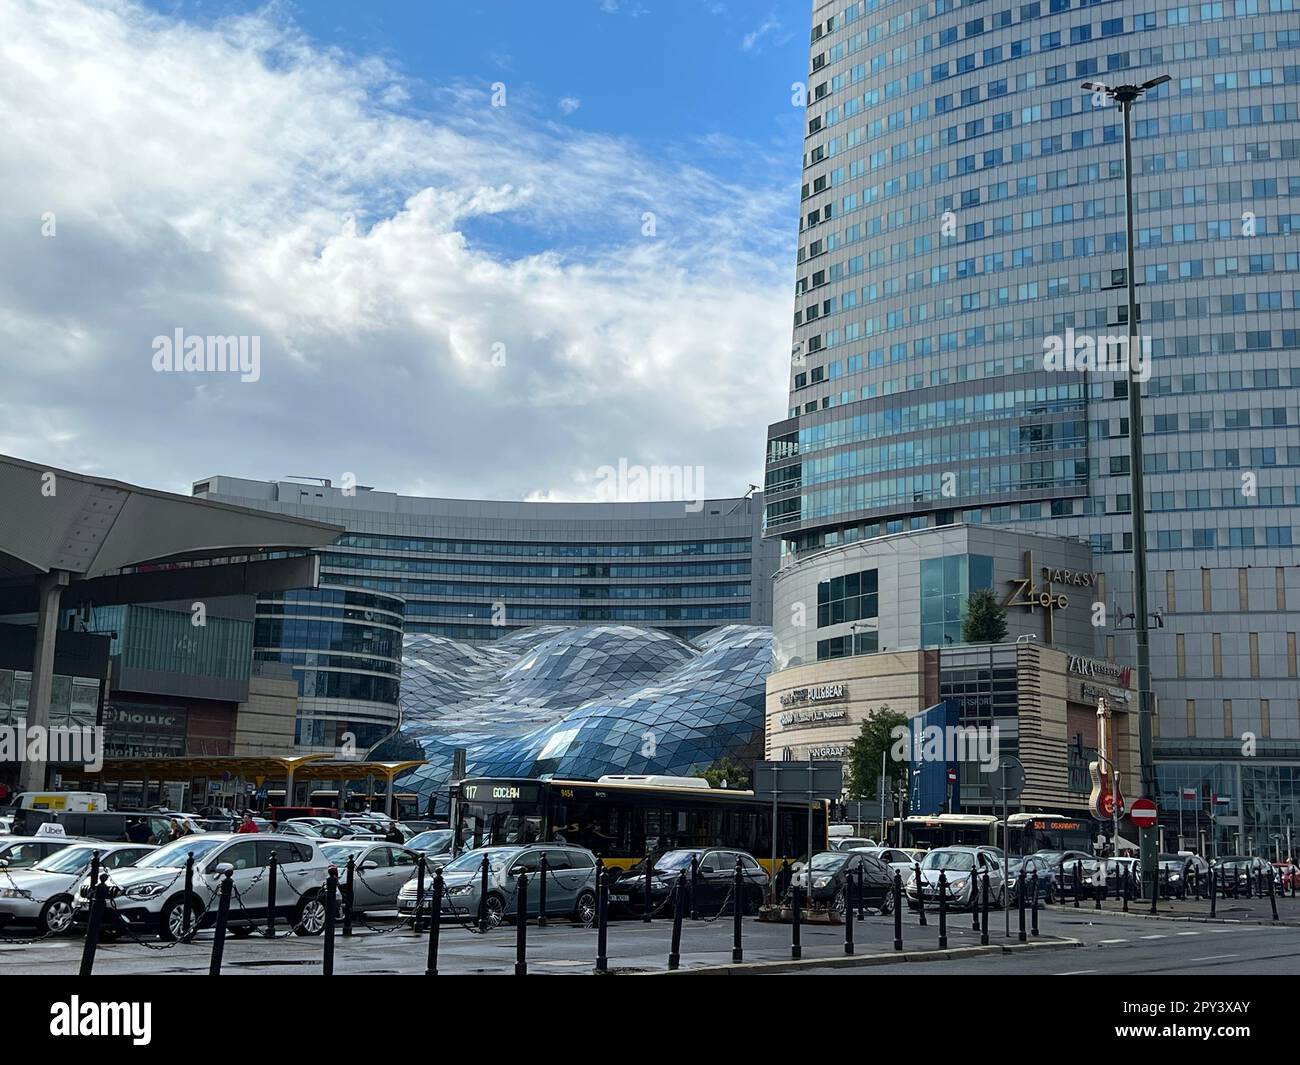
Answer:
top-left (901, 813), bottom-right (1096, 857)
top-left (451, 776), bottom-right (828, 874)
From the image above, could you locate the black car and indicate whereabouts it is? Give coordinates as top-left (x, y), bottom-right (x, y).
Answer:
top-left (1007, 854), bottom-right (1060, 904)
top-left (1213, 855), bottom-right (1279, 897)
top-left (791, 850), bottom-right (895, 914)
top-left (1039, 850), bottom-right (1101, 897)
top-left (608, 848), bottom-right (768, 916)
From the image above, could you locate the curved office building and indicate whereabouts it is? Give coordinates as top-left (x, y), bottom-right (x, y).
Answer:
top-left (388, 624), bottom-right (774, 814)
top-left (765, 0), bottom-right (1300, 848)
top-left (252, 586), bottom-right (405, 751)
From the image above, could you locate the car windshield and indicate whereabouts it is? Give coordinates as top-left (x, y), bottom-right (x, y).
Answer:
top-left (409, 830), bottom-right (452, 852)
top-left (320, 844), bottom-right (364, 862)
top-left (654, 851), bottom-right (699, 872)
top-left (443, 848), bottom-right (515, 873)
top-left (921, 851), bottom-right (975, 872)
top-left (33, 846), bottom-right (98, 873)
top-left (134, 838), bottom-right (225, 868)
top-left (810, 852), bottom-right (847, 871)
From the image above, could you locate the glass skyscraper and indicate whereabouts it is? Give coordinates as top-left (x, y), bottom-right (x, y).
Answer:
top-left (767, 0), bottom-right (1300, 848)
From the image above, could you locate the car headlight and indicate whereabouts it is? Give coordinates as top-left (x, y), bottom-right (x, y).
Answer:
top-left (125, 882), bottom-right (166, 900)
top-left (949, 878), bottom-right (968, 893)
top-left (813, 877), bottom-right (831, 889)
top-left (0, 888), bottom-right (27, 899)
top-left (445, 884), bottom-right (473, 896)
top-left (1169, 873), bottom-right (1181, 881)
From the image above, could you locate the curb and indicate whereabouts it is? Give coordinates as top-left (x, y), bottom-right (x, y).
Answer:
top-left (1078, 906), bottom-right (1298, 928)
top-left (644, 935), bottom-right (1080, 975)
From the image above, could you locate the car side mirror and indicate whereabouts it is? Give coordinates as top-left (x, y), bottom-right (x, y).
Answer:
top-left (360, 860), bottom-right (380, 870)
top-left (214, 862), bottom-right (234, 876)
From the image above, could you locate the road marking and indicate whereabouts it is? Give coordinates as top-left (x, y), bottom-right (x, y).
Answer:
top-left (1175, 931), bottom-right (1201, 936)
top-left (1139, 934), bottom-right (1166, 940)
top-left (1058, 968), bottom-right (1098, 975)
top-left (1098, 938), bottom-right (1128, 944)
top-left (1189, 954), bottom-right (1238, 963)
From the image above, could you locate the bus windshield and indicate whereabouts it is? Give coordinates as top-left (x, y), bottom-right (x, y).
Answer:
top-left (1006, 818), bottom-right (1094, 856)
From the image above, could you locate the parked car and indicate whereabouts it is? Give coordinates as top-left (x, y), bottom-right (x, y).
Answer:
top-left (850, 847), bottom-right (915, 881)
top-left (406, 829), bottom-right (454, 868)
top-left (790, 850), bottom-right (895, 914)
top-left (11, 809), bottom-right (176, 844)
top-left (285, 817), bottom-right (381, 841)
top-left (609, 848), bottom-right (768, 917)
top-left (906, 847), bottom-right (1005, 911)
top-left (0, 835), bottom-right (85, 871)
top-left (1006, 853), bottom-right (1061, 903)
top-left (0, 842), bottom-right (154, 935)
top-left (71, 833), bottom-right (336, 940)
top-left (400, 844), bottom-right (598, 926)
top-left (828, 836), bottom-right (877, 852)
top-left (1213, 855), bottom-right (1280, 896)
top-left (320, 841), bottom-right (421, 913)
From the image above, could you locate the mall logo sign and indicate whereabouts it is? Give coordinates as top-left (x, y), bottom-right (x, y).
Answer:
top-left (1068, 655), bottom-right (1132, 686)
top-left (779, 683), bottom-right (848, 708)
top-left (890, 723), bottom-right (1000, 773)
top-left (0, 726), bottom-right (103, 771)
top-left (778, 707), bottom-right (848, 728)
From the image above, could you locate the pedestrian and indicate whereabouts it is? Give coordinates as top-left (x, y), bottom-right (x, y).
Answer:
top-left (168, 817), bottom-right (189, 841)
top-left (236, 811), bottom-right (260, 834)
top-left (125, 817), bottom-right (151, 844)
top-left (385, 822), bottom-right (404, 844)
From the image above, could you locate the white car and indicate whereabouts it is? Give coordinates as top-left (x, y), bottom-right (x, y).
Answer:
top-left (0, 842), bottom-right (154, 935)
top-left (850, 846), bottom-right (917, 880)
top-left (319, 841), bottom-right (422, 913)
top-left (72, 833), bottom-right (336, 940)
top-left (828, 836), bottom-right (878, 851)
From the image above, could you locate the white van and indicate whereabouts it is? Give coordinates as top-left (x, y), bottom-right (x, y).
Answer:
top-left (9, 792), bottom-right (108, 813)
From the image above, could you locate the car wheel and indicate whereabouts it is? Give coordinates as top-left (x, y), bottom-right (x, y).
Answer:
top-left (483, 893), bottom-right (507, 928)
top-left (831, 889), bottom-right (847, 917)
top-left (574, 890), bottom-right (597, 927)
top-left (39, 896), bottom-right (75, 936)
top-left (294, 892), bottom-right (327, 936)
top-left (879, 889), bottom-right (895, 915)
top-left (160, 896), bottom-right (201, 941)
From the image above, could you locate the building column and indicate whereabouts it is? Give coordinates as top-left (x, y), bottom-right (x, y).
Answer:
top-left (18, 571), bottom-right (71, 793)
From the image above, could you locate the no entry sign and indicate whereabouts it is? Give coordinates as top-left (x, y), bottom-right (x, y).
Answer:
top-left (1130, 797), bottom-right (1158, 828)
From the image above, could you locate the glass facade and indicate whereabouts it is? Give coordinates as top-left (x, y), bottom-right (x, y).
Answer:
top-left (253, 587), bottom-right (405, 751)
top-left (767, 0), bottom-right (1300, 798)
top-left (920, 553), bottom-right (994, 646)
top-left (390, 624), bottom-right (773, 814)
top-left (77, 604), bottom-right (253, 682)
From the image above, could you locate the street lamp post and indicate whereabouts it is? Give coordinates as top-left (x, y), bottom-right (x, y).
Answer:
top-left (1082, 74), bottom-right (1170, 901)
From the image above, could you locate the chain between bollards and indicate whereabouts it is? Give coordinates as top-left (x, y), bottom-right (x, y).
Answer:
top-left (668, 871), bottom-right (685, 970)
top-left (425, 870), bottom-right (444, 976)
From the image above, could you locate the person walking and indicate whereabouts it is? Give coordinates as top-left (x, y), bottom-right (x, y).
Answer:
top-left (236, 811), bottom-right (260, 834)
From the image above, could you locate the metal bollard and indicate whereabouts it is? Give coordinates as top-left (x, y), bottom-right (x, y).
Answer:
top-left (1270, 866), bottom-right (1280, 922)
top-left (78, 873), bottom-right (110, 977)
top-left (690, 855), bottom-right (700, 920)
top-left (791, 885), bottom-right (802, 960)
top-left (937, 871), bottom-right (948, 949)
top-left (844, 871), bottom-right (855, 956)
top-left (643, 854), bottom-right (654, 924)
top-left (595, 869), bottom-right (609, 973)
top-left (323, 868), bottom-right (338, 977)
top-left (893, 872), bottom-right (903, 951)
top-left (209, 869), bottom-right (234, 976)
top-left (1073, 860), bottom-right (1081, 908)
top-left (914, 863), bottom-right (926, 925)
top-left (980, 871), bottom-right (989, 945)
top-left (182, 852), bottom-right (195, 939)
top-left (411, 855), bottom-right (425, 936)
top-left (478, 855), bottom-right (491, 933)
top-left (267, 851), bottom-right (278, 938)
top-left (425, 871), bottom-right (444, 975)
top-left (538, 854), bottom-right (549, 928)
top-left (857, 862), bottom-right (866, 920)
top-left (732, 857), bottom-right (744, 963)
top-left (1095, 866), bottom-right (1103, 911)
top-left (1017, 871), bottom-right (1027, 943)
top-left (342, 855), bottom-right (354, 938)
top-left (1122, 867), bottom-right (1130, 912)
top-left (1150, 866), bottom-right (1159, 914)
top-left (1031, 872), bottom-right (1040, 936)
top-left (515, 870), bottom-right (528, 976)
top-left (1210, 865), bottom-right (1218, 917)
top-left (669, 871), bottom-right (685, 970)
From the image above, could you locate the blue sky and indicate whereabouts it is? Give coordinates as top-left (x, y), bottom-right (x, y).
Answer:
top-left (3, 0), bottom-right (811, 503)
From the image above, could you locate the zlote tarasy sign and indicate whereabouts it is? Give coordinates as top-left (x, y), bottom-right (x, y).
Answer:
top-left (779, 683), bottom-right (848, 708)
top-left (1006, 557), bottom-right (1098, 612)
top-left (778, 706), bottom-right (848, 728)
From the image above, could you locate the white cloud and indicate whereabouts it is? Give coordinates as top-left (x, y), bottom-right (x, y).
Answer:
top-left (741, 14), bottom-right (783, 52)
top-left (0, 0), bottom-right (795, 504)
top-left (557, 96), bottom-right (581, 115)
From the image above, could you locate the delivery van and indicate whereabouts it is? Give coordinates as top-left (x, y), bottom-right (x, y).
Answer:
top-left (9, 791), bottom-right (107, 813)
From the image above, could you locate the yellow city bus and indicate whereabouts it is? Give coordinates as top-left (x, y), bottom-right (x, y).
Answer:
top-left (452, 776), bottom-right (828, 874)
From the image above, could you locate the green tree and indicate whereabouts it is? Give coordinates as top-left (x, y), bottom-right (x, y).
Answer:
top-left (844, 705), bottom-right (908, 800)
top-left (962, 587), bottom-right (1008, 643)
top-left (695, 755), bottom-right (749, 790)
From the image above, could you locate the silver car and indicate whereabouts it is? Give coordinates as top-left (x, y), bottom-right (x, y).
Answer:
top-left (320, 841), bottom-right (421, 913)
top-left (906, 846), bottom-right (1006, 910)
top-left (0, 842), bottom-right (153, 935)
top-left (398, 844), bottom-right (598, 926)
